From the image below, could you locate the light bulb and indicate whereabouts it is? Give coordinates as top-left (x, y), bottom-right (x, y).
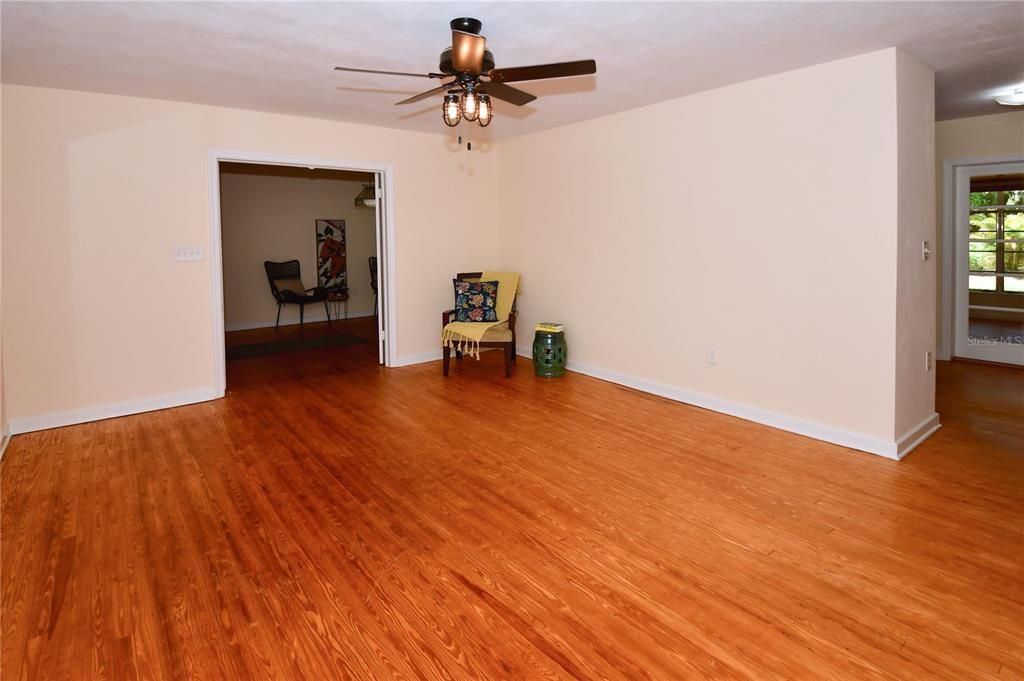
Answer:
top-left (462, 90), bottom-right (479, 121)
top-left (442, 93), bottom-right (461, 126)
top-left (477, 94), bottom-right (492, 127)
top-left (994, 87), bottom-right (1024, 106)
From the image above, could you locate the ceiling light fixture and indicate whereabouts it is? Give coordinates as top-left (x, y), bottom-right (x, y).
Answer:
top-left (442, 93), bottom-right (462, 126)
top-left (477, 94), bottom-right (493, 127)
top-left (354, 184), bottom-right (377, 208)
top-left (441, 87), bottom-right (493, 131)
top-left (461, 89), bottom-right (479, 121)
top-left (994, 87), bottom-right (1024, 107)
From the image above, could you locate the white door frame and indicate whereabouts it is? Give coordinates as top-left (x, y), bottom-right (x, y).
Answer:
top-left (939, 153), bottom-right (1024, 360)
top-left (207, 149), bottom-right (399, 395)
top-left (372, 172), bottom-right (387, 365)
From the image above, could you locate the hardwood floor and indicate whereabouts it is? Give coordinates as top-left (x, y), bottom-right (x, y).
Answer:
top-left (2, 346), bottom-right (1021, 680)
top-left (224, 315), bottom-right (379, 349)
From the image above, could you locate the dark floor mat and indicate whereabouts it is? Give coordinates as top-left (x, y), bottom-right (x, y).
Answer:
top-left (226, 333), bottom-right (366, 360)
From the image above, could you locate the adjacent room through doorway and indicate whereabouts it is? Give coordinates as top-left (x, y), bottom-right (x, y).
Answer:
top-left (948, 162), bottom-right (1024, 366)
top-left (965, 173), bottom-right (1024, 350)
top-left (217, 162), bottom-right (384, 384)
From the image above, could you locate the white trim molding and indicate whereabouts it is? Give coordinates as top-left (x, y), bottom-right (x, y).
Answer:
top-left (895, 413), bottom-right (942, 459)
top-left (225, 310), bottom-right (376, 332)
top-left (516, 346), bottom-right (938, 460)
top-left (392, 350), bottom-right (444, 367)
top-left (395, 346), bottom-right (509, 368)
top-left (9, 388), bottom-right (222, 435)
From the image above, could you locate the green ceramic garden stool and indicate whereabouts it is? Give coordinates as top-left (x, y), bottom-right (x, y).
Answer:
top-left (532, 329), bottom-right (567, 378)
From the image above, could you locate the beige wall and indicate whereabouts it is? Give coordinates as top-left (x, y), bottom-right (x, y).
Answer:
top-left (220, 165), bottom-right (377, 329)
top-left (1, 84), bottom-right (498, 428)
top-left (935, 111), bottom-right (1024, 351)
top-left (498, 48), bottom-right (928, 447)
top-left (894, 51), bottom-right (937, 438)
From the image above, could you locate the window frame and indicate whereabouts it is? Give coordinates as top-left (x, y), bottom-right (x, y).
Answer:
top-left (968, 189), bottom-right (1024, 293)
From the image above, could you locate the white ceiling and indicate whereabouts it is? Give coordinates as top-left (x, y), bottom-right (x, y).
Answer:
top-left (2, 2), bottom-right (1022, 140)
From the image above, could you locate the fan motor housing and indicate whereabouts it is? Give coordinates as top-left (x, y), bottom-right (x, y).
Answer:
top-left (439, 48), bottom-right (495, 76)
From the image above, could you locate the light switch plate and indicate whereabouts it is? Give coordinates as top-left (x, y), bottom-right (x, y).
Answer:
top-left (173, 247), bottom-right (204, 262)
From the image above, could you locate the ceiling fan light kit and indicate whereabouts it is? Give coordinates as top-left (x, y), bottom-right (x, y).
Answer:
top-left (443, 93), bottom-right (462, 126)
top-left (334, 17), bottom-right (596, 146)
top-left (461, 90), bottom-right (480, 121)
top-left (477, 95), bottom-right (493, 127)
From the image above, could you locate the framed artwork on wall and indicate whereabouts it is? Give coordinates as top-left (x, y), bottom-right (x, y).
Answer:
top-left (315, 219), bottom-right (347, 291)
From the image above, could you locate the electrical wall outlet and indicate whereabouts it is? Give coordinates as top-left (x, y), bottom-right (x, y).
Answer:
top-left (706, 348), bottom-right (718, 365)
top-left (925, 350), bottom-right (932, 372)
top-left (172, 246), bottom-right (204, 262)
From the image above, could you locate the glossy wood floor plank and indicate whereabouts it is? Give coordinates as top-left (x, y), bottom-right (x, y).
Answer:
top-left (3, 325), bottom-right (1022, 680)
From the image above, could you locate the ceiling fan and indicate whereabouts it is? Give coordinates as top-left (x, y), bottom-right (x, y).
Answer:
top-left (334, 17), bottom-right (597, 132)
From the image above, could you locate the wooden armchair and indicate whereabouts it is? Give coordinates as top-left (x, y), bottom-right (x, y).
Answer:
top-left (442, 272), bottom-right (518, 377)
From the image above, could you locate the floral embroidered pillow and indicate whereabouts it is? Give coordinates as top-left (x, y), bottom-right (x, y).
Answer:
top-left (453, 280), bottom-right (499, 322)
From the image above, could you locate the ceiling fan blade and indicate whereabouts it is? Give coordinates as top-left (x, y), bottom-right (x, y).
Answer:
top-left (395, 82), bottom-right (455, 105)
top-left (489, 59), bottom-right (596, 83)
top-left (478, 81), bottom-right (536, 106)
top-left (451, 30), bottom-right (486, 74)
top-left (334, 66), bottom-right (446, 79)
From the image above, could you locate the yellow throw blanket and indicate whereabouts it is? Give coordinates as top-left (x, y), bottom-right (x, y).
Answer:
top-left (441, 271), bottom-right (520, 359)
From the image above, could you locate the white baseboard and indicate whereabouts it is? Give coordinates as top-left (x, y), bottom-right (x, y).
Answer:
top-left (515, 346), bottom-right (934, 460)
top-left (0, 425), bottom-right (10, 461)
top-left (392, 350), bottom-right (443, 367)
top-left (9, 387), bottom-right (223, 435)
top-left (393, 345), bottom-right (507, 368)
top-left (895, 413), bottom-right (941, 459)
top-left (225, 310), bottom-right (375, 332)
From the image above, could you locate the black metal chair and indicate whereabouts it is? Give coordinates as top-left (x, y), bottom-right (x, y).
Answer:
top-left (369, 256), bottom-right (378, 316)
top-left (264, 260), bottom-right (330, 329)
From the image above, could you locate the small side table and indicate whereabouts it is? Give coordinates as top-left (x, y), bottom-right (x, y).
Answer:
top-left (532, 327), bottom-right (567, 378)
top-left (326, 290), bottom-right (349, 322)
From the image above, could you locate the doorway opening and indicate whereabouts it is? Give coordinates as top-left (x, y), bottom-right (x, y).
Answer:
top-left (948, 161), bottom-right (1024, 366)
top-left (207, 151), bottom-right (396, 395)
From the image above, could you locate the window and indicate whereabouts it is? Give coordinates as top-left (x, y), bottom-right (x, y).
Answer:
top-left (969, 189), bottom-right (1024, 293)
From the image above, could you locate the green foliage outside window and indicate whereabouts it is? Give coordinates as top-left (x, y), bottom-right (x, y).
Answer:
top-left (970, 190), bottom-right (1024, 207)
